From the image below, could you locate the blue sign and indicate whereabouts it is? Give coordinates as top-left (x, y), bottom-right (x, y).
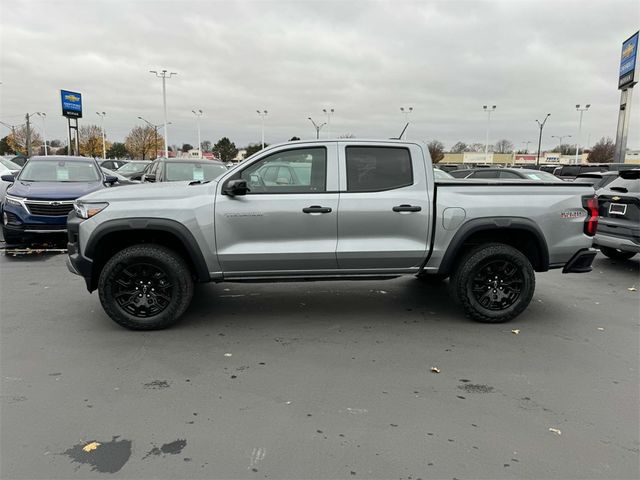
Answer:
top-left (619, 31), bottom-right (639, 89)
top-left (60, 90), bottom-right (82, 118)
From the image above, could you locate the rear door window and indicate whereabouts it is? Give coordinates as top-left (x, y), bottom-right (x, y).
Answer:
top-left (346, 146), bottom-right (412, 192)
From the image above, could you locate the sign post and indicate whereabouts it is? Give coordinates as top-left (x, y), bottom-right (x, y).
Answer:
top-left (613, 31), bottom-right (639, 164)
top-left (60, 90), bottom-right (82, 156)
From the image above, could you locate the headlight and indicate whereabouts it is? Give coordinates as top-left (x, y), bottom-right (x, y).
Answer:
top-left (73, 202), bottom-right (109, 219)
top-left (4, 194), bottom-right (25, 208)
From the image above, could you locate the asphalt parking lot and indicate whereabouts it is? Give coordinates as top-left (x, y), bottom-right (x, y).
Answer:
top-left (1, 245), bottom-right (638, 479)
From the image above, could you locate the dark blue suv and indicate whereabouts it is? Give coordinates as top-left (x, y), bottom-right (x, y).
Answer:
top-left (1, 156), bottom-right (116, 246)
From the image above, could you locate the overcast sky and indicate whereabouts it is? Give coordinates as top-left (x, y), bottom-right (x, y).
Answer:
top-left (1, 0), bottom-right (639, 151)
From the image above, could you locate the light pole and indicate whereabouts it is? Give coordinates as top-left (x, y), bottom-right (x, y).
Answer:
top-left (522, 140), bottom-right (532, 153)
top-left (308, 117), bottom-right (326, 139)
top-left (483, 105), bottom-right (497, 162)
top-left (535, 113), bottom-right (551, 166)
top-left (138, 117), bottom-right (171, 159)
top-left (322, 108), bottom-right (334, 138)
top-left (24, 112), bottom-right (43, 157)
top-left (574, 104), bottom-right (590, 164)
top-left (192, 109), bottom-right (203, 158)
top-left (256, 110), bottom-right (268, 149)
top-left (96, 111), bottom-right (106, 159)
top-left (150, 69), bottom-right (177, 157)
top-left (400, 106), bottom-right (413, 139)
top-left (551, 134), bottom-right (571, 154)
top-left (37, 113), bottom-right (48, 156)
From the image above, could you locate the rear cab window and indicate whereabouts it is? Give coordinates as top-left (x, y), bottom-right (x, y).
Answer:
top-left (345, 146), bottom-right (413, 192)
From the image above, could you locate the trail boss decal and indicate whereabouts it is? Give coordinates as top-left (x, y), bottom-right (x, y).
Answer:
top-left (561, 209), bottom-right (586, 219)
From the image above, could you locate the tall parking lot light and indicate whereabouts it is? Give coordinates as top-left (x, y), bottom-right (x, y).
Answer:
top-left (574, 104), bottom-right (590, 164)
top-left (308, 117), bottom-right (326, 139)
top-left (551, 134), bottom-right (571, 153)
top-left (256, 110), bottom-right (268, 149)
top-left (150, 70), bottom-right (177, 157)
top-left (535, 113), bottom-right (551, 166)
top-left (400, 106), bottom-right (413, 139)
top-left (37, 113), bottom-right (48, 156)
top-left (483, 105), bottom-right (496, 162)
top-left (322, 108), bottom-right (334, 138)
top-left (192, 109), bottom-right (203, 158)
top-left (96, 112), bottom-right (106, 159)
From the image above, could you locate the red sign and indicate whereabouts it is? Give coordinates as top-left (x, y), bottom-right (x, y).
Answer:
top-left (515, 154), bottom-right (536, 163)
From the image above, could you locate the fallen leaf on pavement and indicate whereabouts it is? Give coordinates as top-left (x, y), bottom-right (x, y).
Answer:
top-left (511, 329), bottom-right (520, 335)
top-left (628, 287), bottom-right (637, 292)
top-left (224, 353), bottom-right (232, 357)
top-left (430, 367), bottom-right (440, 374)
top-left (597, 327), bottom-right (605, 331)
top-left (548, 428), bottom-right (562, 435)
top-left (82, 442), bottom-right (101, 452)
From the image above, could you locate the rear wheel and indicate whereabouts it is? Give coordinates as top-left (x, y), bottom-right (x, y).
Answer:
top-left (599, 246), bottom-right (637, 261)
top-left (450, 243), bottom-right (535, 323)
top-left (98, 244), bottom-right (194, 330)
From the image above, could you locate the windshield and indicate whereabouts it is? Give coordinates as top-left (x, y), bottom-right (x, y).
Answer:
top-left (18, 159), bottom-right (100, 182)
top-left (117, 162), bottom-right (149, 174)
top-left (523, 171), bottom-right (563, 182)
top-left (0, 158), bottom-right (21, 170)
top-left (165, 162), bottom-right (227, 181)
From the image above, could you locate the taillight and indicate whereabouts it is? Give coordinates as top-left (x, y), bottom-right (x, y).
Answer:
top-left (582, 195), bottom-right (599, 236)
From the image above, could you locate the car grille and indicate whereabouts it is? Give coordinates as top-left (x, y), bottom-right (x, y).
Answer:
top-left (25, 201), bottom-right (74, 216)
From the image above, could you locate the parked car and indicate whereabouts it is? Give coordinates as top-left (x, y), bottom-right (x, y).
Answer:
top-left (9, 155), bottom-right (27, 167)
top-left (115, 160), bottom-right (151, 178)
top-left (100, 167), bottom-right (140, 186)
top-left (449, 168), bottom-right (563, 182)
top-left (0, 157), bottom-right (22, 173)
top-left (135, 158), bottom-right (227, 183)
top-left (1, 156), bottom-right (117, 246)
top-left (593, 169), bottom-right (639, 260)
top-left (100, 159), bottom-right (128, 171)
top-left (0, 163), bottom-right (16, 205)
top-left (67, 139), bottom-right (596, 330)
top-left (573, 171), bottom-right (620, 191)
top-left (433, 168), bottom-right (454, 179)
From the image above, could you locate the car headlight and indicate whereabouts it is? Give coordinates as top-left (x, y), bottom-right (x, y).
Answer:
top-left (4, 194), bottom-right (25, 208)
top-left (73, 202), bottom-right (109, 219)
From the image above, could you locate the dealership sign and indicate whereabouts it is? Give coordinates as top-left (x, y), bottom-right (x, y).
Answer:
top-left (60, 90), bottom-right (82, 118)
top-left (619, 31), bottom-right (639, 89)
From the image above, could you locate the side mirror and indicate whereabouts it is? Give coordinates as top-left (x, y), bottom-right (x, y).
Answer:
top-left (223, 179), bottom-right (250, 196)
top-left (1, 174), bottom-right (15, 182)
top-left (142, 173), bottom-right (156, 183)
top-left (104, 175), bottom-right (118, 185)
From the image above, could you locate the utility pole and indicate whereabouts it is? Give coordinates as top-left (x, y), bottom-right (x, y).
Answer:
top-left (25, 113), bottom-right (31, 157)
top-left (483, 105), bottom-right (497, 162)
top-left (192, 109), bottom-right (203, 158)
top-left (574, 104), bottom-right (590, 164)
top-left (535, 113), bottom-right (551, 166)
top-left (96, 111), bottom-right (107, 159)
top-left (522, 140), bottom-right (532, 153)
top-left (150, 69), bottom-right (177, 157)
top-left (138, 116), bottom-right (170, 158)
top-left (256, 110), bottom-right (268, 149)
top-left (308, 117), bottom-right (326, 139)
top-left (35, 113), bottom-right (48, 156)
top-left (399, 106), bottom-right (413, 139)
top-left (322, 108), bottom-right (334, 138)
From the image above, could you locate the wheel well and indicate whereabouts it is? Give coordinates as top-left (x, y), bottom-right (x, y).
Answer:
top-left (443, 227), bottom-right (548, 275)
top-left (89, 229), bottom-right (200, 291)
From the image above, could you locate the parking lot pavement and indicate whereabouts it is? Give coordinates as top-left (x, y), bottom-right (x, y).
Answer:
top-left (0, 247), bottom-right (638, 479)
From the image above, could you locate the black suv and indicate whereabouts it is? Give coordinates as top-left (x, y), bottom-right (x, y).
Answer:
top-left (593, 169), bottom-right (639, 260)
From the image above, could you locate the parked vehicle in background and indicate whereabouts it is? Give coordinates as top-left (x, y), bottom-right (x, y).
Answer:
top-left (449, 168), bottom-right (563, 182)
top-left (115, 160), bottom-right (151, 178)
top-left (135, 158), bottom-right (227, 183)
top-left (100, 167), bottom-right (140, 186)
top-left (573, 171), bottom-right (620, 191)
top-left (0, 157), bottom-right (22, 173)
top-left (67, 139), bottom-right (596, 330)
top-left (593, 169), bottom-right (639, 260)
top-left (433, 168), bottom-right (454, 179)
top-left (100, 159), bottom-right (128, 171)
top-left (9, 156), bottom-right (27, 167)
top-left (553, 163), bottom-right (638, 181)
top-left (0, 164), bottom-right (16, 204)
top-left (1, 156), bottom-right (118, 246)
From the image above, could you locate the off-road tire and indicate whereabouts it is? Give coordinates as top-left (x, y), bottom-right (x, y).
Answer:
top-left (98, 244), bottom-right (194, 330)
top-left (449, 243), bottom-right (535, 323)
top-left (599, 246), bottom-right (637, 261)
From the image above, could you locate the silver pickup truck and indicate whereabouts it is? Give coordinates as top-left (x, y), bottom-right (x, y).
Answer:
top-left (67, 140), bottom-right (598, 330)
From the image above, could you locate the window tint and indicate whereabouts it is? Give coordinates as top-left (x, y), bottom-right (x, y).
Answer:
top-left (165, 162), bottom-right (227, 181)
top-left (346, 147), bottom-right (412, 192)
top-left (240, 147), bottom-right (327, 193)
top-left (19, 160), bottom-right (100, 182)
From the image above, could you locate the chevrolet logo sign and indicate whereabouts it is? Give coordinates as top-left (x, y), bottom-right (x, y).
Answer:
top-left (622, 43), bottom-right (635, 59)
top-left (612, 196), bottom-right (621, 201)
top-left (50, 201), bottom-right (61, 206)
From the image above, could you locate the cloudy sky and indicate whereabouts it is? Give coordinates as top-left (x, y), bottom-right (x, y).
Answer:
top-left (1, 0), bottom-right (639, 151)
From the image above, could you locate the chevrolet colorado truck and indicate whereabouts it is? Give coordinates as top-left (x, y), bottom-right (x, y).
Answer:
top-left (66, 140), bottom-right (598, 330)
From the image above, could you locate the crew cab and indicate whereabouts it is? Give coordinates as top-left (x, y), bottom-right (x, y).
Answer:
top-left (1, 156), bottom-right (117, 246)
top-left (67, 140), bottom-right (598, 330)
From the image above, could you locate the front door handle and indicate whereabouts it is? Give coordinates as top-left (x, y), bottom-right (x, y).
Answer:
top-left (303, 205), bottom-right (332, 214)
top-left (392, 204), bottom-right (422, 212)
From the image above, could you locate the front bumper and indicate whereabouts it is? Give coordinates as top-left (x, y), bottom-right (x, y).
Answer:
top-left (593, 233), bottom-right (640, 254)
top-left (66, 211), bottom-right (94, 291)
top-left (2, 202), bottom-right (68, 245)
top-left (562, 248), bottom-right (597, 273)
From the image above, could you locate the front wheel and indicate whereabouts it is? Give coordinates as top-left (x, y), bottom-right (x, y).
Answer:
top-left (449, 243), bottom-right (535, 323)
top-left (599, 246), bottom-right (637, 261)
top-left (98, 244), bottom-right (194, 330)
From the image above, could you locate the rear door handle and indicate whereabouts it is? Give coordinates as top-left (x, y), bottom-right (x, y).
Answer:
top-left (392, 204), bottom-right (422, 212)
top-left (303, 205), bottom-right (332, 214)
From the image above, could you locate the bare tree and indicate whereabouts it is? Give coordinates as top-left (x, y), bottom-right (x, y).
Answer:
top-left (468, 143), bottom-right (485, 152)
top-left (450, 141), bottom-right (468, 153)
top-left (7, 126), bottom-right (42, 155)
top-left (427, 140), bottom-right (445, 163)
top-left (494, 139), bottom-right (514, 154)
top-left (79, 124), bottom-right (105, 157)
top-left (587, 137), bottom-right (615, 163)
top-left (125, 126), bottom-right (163, 160)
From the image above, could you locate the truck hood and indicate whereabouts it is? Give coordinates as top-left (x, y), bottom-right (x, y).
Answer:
top-left (79, 180), bottom-right (218, 202)
top-left (8, 180), bottom-right (105, 200)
